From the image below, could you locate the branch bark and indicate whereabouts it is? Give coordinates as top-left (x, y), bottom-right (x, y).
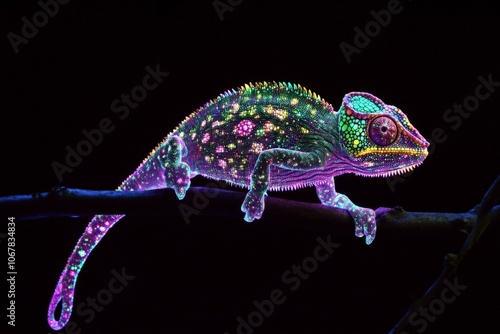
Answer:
top-left (0, 184), bottom-right (490, 242)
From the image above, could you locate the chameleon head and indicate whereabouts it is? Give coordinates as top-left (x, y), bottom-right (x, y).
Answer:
top-left (337, 92), bottom-right (429, 177)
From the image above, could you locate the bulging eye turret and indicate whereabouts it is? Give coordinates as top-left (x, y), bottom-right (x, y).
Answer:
top-left (368, 116), bottom-right (398, 146)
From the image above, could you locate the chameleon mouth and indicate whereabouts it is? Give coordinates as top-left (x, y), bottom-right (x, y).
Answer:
top-left (355, 147), bottom-right (428, 158)
top-left (351, 159), bottom-right (425, 178)
top-left (363, 161), bottom-right (424, 178)
top-left (385, 163), bottom-right (419, 177)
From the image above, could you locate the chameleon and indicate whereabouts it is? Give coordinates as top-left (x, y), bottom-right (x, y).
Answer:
top-left (48, 81), bottom-right (429, 330)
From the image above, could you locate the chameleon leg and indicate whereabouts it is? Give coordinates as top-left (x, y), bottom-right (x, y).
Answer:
top-left (242, 148), bottom-right (325, 222)
top-left (159, 135), bottom-right (191, 200)
top-left (316, 178), bottom-right (376, 245)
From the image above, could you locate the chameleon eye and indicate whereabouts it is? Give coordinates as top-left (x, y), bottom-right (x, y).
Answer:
top-left (368, 116), bottom-right (398, 146)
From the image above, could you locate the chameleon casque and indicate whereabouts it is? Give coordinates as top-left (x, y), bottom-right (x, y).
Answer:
top-left (48, 81), bottom-right (429, 330)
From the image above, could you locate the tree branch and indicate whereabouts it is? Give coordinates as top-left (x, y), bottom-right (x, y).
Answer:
top-left (0, 185), bottom-right (490, 242)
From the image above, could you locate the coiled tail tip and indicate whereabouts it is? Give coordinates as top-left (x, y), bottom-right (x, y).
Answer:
top-left (47, 276), bottom-right (75, 330)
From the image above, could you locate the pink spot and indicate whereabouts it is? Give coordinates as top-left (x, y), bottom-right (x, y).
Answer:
top-left (216, 146), bottom-right (225, 153)
top-left (235, 120), bottom-right (255, 137)
top-left (202, 133), bottom-right (210, 144)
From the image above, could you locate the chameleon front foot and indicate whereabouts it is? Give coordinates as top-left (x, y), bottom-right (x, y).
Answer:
top-left (350, 206), bottom-right (377, 245)
top-left (165, 161), bottom-right (191, 200)
top-left (333, 194), bottom-right (377, 245)
top-left (325, 189), bottom-right (377, 245)
top-left (241, 190), bottom-right (265, 222)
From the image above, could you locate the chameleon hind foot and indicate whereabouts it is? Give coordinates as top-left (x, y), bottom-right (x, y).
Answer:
top-left (161, 135), bottom-right (191, 200)
top-left (165, 161), bottom-right (191, 200)
top-left (241, 190), bottom-right (266, 222)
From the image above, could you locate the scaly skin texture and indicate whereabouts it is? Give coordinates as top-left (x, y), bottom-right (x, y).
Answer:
top-left (48, 82), bottom-right (429, 330)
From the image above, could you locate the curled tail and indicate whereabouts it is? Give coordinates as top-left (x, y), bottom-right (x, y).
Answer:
top-left (47, 135), bottom-right (192, 330)
top-left (47, 214), bottom-right (125, 330)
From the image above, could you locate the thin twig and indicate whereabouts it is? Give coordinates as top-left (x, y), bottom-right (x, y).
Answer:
top-left (389, 175), bottom-right (500, 333)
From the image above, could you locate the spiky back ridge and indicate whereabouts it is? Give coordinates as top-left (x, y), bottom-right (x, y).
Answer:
top-left (209, 81), bottom-right (331, 109)
top-left (173, 81), bottom-right (334, 134)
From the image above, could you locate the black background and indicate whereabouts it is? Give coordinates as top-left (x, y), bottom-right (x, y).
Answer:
top-left (1, 0), bottom-right (499, 333)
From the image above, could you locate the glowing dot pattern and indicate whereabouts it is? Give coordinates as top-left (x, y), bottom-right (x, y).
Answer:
top-left (201, 133), bottom-right (210, 144)
top-left (235, 120), bottom-right (255, 137)
top-left (48, 82), bottom-right (430, 331)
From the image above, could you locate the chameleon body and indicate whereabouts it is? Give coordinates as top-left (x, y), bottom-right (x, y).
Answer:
top-left (48, 82), bottom-right (429, 330)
